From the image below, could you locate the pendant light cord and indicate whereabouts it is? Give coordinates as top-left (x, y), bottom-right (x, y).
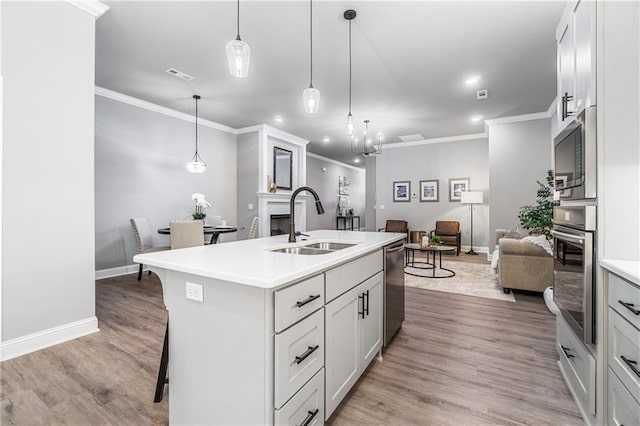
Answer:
top-left (236, 0), bottom-right (241, 40)
top-left (348, 18), bottom-right (352, 114)
top-left (194, 96), bottom-right (199, 159)
top-left (309, 0), bottom-right (313, 87)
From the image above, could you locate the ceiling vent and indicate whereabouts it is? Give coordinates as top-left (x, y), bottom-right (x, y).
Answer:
top-left (166, 68), bottom-right (194, 82)
top-left (477, 89), bottom-right (488, 100)
top-left (399, 134), bottom-right (424, 142)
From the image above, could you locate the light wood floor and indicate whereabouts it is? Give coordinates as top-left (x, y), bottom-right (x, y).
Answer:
top-left (1, 265), bottom-right (581, 425)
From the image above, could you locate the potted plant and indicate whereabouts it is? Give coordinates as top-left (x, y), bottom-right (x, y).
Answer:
top-left (191, 193), bottom-right (211, 220)
top-left (429, 236), bottom-right (442, 246)
top-left (517, 170), bottom-right (558, 240)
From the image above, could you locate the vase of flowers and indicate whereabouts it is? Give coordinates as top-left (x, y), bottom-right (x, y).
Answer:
top-left (191, 193), bottom-right (211, 220)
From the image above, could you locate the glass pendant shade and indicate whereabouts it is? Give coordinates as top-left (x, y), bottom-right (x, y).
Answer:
top-left (346, 113), bottom-right (354, 136)
top-left (303, 86), bottom-right (320, 114)
top-left (186, 160), bottom-right (207, 173)
top-left (226, 38), bottom-right (251, 78)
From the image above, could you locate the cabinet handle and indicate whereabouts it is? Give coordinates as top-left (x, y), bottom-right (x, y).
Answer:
top-left (561, 345), bottom-right (574, 359)
top-left (295, 345), bottom-right (319, 365)
top-left (561, 93), bottom-right (566, 121)
top-left (618, 300), bottom-right (640, 315)
top-left (358, 293), bottom-right (365, 319)
top-left (564, 92), bottom-right (573, 118)
top-left (300, 408), bottom-right (319, 426)
top-left (296, 294), bottom-right (320, 308)
top-left (621, 355), bottom-right (640, 378)
top-left (364, 290), bottom-right (370, 316)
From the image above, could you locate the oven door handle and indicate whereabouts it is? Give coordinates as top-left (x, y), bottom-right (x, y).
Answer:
top-left (551, 230), bottom-right (584, 245)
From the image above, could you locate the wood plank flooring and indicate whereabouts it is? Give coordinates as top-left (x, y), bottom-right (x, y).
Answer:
top-left (1, 266), bottom-right (582, 425)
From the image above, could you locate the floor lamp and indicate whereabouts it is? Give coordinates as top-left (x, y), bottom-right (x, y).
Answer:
top-left (461, 191), bottom-right (483, 255)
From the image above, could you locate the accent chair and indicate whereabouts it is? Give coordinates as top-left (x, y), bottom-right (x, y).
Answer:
top-left (430, 221), bottom-right (462, 255)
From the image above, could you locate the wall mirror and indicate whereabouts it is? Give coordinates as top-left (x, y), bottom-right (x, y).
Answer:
top-left (273, 146), bottom-right (293, 190)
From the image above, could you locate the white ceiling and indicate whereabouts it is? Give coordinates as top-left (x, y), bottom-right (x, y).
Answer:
top-left (96, 1), bottom-right (565, 166)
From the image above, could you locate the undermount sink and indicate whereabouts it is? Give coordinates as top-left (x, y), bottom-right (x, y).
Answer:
top-left (269, 241), bottom-right (358, 255)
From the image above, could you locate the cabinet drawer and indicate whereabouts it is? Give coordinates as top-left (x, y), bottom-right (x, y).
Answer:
top-left (275, 368), bottom-right (324, 426)
top-left (609, 273), bottom-right (640, 330)
top-left (325, 250), bottom-right (382, 302)
top-left (608, 308), bottom-right (640, 402)
top-left (275, 309), bottom-right (324, 409)
top-left (557, 315), bottom-right (596, 415)
top-left (608, 368), bottom-right (640, 426)
top-left (275, 274), bottom-right (324, 332)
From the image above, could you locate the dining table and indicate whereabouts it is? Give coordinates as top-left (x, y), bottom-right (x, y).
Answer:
top-left (157, 225), bottom-right (238, 245)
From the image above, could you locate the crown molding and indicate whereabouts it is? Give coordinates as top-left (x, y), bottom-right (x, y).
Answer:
top-left (66, 0), bottom-right (109, 19)
top-left (485, 108), bottom-right (554, 127)
top-left (546, 96), bottom-right (558, 117)
top-left (95, 86), bottom-right (238, 135)
top-left (384, 132), bottom-right (487, 149)
top-left (306, 152), bottom-right (365, 172)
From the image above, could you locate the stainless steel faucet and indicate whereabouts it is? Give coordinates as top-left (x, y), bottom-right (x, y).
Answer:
top-left (289, 186), bottom-right (325, 243)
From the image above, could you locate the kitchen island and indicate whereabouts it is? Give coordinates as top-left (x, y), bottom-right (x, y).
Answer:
top-left (134, 230), bottom-right (406, 425)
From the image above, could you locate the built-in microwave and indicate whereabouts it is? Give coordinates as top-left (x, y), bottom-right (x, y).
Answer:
top-left (554, 106), bottom-right (596, 200)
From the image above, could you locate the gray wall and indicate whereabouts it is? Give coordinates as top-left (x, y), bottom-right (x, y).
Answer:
top-left (306, 155), bottom-right (366, 231)
top-left (95, 96), bottom-right (237, 270)
top-left (488, 118), bottom-right (552, 249)
top-left (365, 156), bottom-right (377, 231)
top-left (2, 2), bottom-right (96, 340)
top-left (376, 139), bottom-right (490, 249)
top-left (236, 131), bottom-right (259, 240)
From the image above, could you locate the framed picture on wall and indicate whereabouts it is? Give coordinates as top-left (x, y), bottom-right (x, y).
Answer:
top-left (393, 181), bottom-right (411, 202)
top-left (419, 180), bottom-right (439, 202)
top-left (449, 177), bottom-right (470, 202)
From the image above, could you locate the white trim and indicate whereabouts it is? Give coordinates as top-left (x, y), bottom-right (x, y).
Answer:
top-left (65, 0), bottom-right (109, 19)
top-left (384, 133), bottom-right (487, 149)
top-left (306, 152), bottom-right (365, 172)
top-left (95, 264), bottom-right (143, 280)
top-left (485, 110), bottom-right (553, 127)
top-left (1, 317), bottom-right (99, 361)
top-left (460, 245), bottom-right (489, 254)
top-left (546, 97), bottom-right (558, 117)
top-left (95, 86), bottom-right (238, 135)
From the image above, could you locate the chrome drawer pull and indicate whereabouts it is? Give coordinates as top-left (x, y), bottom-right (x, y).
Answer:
top-left (296, 294), bottom-right (320, 308)
top-left (618, 300), bottom-right (640, 315)
top-left (295, 345), bottom-right (319, 365)
top-left (621, 355), bottom-right (640, 378)
top-left (300, 408), bottom-right (319, 426)
top-left (561, 345), bottom-right (574, 359)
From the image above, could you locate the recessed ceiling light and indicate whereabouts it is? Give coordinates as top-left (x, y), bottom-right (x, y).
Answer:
top-left (354, 158), bottom-right (361, 163)
top-left (274, 116), bottom-right (284, 122)
top-left (471, 115), bottom-right (483, 122)
top-left (465, 75), bottom-right (481, 85)
top-left (323, 137), bottom-right (330, 143)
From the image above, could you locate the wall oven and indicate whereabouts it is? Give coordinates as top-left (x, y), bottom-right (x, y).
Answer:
top-left (554, 105), bottom-right (596, 200)
top-left (552, 206), bottom-right (596, 344)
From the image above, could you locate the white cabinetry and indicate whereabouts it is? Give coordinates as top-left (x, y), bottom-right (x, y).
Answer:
top-left (556, 0), bottom-right (596, 132)
top-left (325, 271), bottom-right (383, 419)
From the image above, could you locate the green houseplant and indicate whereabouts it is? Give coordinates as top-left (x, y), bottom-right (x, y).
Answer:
top-left (517, 170), bottom-right (558, 240)
top-left (429, 236), bottom-right (442, 245)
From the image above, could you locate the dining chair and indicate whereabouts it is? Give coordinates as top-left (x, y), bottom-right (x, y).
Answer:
top-left (130, 218), bottom-right (170, 280)
top-left (248, 217), bottom-right (259, 239)
top-left (170, 220), bottom-right (205, 249)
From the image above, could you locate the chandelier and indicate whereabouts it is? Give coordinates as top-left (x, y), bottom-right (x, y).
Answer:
top-left (351, 120), bottom-right (383, 156)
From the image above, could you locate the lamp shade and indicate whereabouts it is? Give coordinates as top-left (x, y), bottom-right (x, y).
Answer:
top-left (461, 191), bottom-right (483, 204)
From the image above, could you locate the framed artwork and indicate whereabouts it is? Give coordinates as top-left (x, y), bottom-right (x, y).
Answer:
top-left (419, 180), bottom-right (439, 202)
top-left (449, 177), bottom-right (470, 202)
top-left (339, 176), bottom-right (350, 195)
top-left (555, 174), bottom-right (572, 198)
top-left (393, 181), bottom-right (411, 202)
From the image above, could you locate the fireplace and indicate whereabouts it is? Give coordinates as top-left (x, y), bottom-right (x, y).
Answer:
top-left (270, 214), bottom-right (290, 236)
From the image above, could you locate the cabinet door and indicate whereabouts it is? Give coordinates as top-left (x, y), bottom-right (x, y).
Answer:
top-left (325, 285), bottom-right (361, 419)
top-left (359, 272), bottom-right (383, 370)
top-left (573, 0), bottom-right (595, 111)
top-left (557, 16), bottom-right (575, 128)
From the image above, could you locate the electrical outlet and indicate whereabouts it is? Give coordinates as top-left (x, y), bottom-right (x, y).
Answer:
top-left (186, 282), bottom-right (203, 302)
top-left (379, 204), bottom-right (385, 210)
top-left (248, 203), bottom-right (254, 210)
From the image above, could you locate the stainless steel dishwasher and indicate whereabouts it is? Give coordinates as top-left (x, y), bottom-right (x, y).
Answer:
top-left (383, 241), bottom-right (405, 346)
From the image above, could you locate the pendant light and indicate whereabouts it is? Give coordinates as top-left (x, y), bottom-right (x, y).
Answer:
top-left (226, 0), bottom-right (250, 78)
top-left (186, 95), bottom-right (207, 173)
top-left (302, 0), bottom-right (320, 113)
top-left (351, 119), bottom-right (382, 156)
top-left (344, 9), bottom-right (356, 136)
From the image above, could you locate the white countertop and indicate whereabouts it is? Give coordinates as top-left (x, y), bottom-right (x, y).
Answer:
top-left (134, 230), bottom-right (406, 289)
top-left (600, 259), bottom-right (640, 286)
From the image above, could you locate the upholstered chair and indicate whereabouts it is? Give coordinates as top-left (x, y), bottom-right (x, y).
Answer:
top-left (248, 217), bottom-right (259, 239)
top-left (130, 218), bottom-right (170, 280)
top-left (169, 220), bottom-right (205, 250)
top-left (378, 220), bottom-right (409, 241)
top-left (430, 221), bottom-right (462, 255)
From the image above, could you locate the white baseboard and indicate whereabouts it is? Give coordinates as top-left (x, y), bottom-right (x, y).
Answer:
top-left (95, 264), bottom-right (142, 280)
top-left (460, 245), bottom-right (489, 254)
top-left (1, 316), bottom-right (99, 361)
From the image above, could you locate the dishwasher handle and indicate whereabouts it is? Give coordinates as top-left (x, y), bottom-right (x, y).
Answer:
top-left (385, 243), bottom-right (405, 253)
